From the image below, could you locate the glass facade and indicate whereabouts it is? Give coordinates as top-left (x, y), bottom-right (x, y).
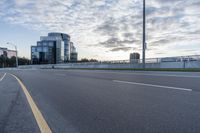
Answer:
top-left (48, 32), bottom-right (71, 61)
top-left (31, 32), bottom-right (77, 64)
top-left (31, 41), bottom-right (56, 64)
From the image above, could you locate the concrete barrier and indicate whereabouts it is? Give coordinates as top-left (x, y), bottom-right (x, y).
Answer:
top-left (17, 61), bottom-right (200, 69)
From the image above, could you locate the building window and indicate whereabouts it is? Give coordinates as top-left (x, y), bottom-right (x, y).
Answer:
top-left (43, 42), bottom-right (47, 46)
top-left (43, 47), bottom-right (48, 52)
top-left (37, 42), bottom-right (42, 46)
top-left (32, 47), bottom-right (37, 52)
top-left (48, 42), bottom-right (53, 47)
top-left (37, 47), bottom-right (42, 52)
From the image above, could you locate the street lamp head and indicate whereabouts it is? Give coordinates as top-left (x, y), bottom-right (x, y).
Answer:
top-left (6, 42), bottom-right (16, 47)
top-left (6, 42), bottom-right (13, 45)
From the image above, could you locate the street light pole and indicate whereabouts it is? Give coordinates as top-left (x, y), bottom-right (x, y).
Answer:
top-left (142, 0), bottom-right (146, 69)
top-left (7, 42), bottom-right (18, 68)
top-left (15, 45), bottom-right (18, 68)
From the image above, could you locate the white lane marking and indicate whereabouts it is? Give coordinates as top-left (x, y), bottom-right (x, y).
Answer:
top-left (64, 70), bottom-right (200, 78)
top-left (113, 80), bottom-right (192, 92)
top-left (0, 73), bottom-right (6, 81)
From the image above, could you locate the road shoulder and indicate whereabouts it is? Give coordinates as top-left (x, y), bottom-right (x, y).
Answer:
top-left (0, 73), bottom-right (40, 133)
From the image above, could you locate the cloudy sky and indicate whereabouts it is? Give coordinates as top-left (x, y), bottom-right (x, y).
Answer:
top-left (0, 0), bottom-right (200, 60)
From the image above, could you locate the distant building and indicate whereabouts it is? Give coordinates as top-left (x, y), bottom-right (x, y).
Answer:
top-left (70, 42), bottom-right (78, 62)
top-left (70, 53), bottom-right (78, 62)
top-left (0, 47), bottom-right (16, 58)
top-left (31, 32), bottom-right (78, 64)
top-left (130, 53), bottom-right (140, 63)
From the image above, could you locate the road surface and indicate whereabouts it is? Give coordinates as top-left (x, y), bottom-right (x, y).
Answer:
top-left (1, 69), bottom-right (200, 133)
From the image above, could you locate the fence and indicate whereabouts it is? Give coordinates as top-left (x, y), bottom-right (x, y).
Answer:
top-left (99, 55), bottom-right (200, 64)
top-left (18, 55), bottom-right (200, 69)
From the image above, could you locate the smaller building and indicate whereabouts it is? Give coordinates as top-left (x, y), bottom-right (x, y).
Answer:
top-left (0, 47), bottom-right (16, 58)
top-left (70, 42), bottom-right (78, 62)
top-left (130, 53), bottom-right (140, 63)
top-left (70, 52), bottom-right (78, 62)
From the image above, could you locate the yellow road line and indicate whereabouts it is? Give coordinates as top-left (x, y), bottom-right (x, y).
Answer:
top-left (10, 74), bottom-right (52, 133)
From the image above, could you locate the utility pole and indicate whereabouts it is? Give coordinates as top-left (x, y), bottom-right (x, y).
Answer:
top-left (142, 0), bottom-right (146, 69)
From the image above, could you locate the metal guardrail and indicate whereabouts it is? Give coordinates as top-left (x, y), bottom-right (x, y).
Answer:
top-left (65, 55), bottom-right (200, 65)
top-left (108, 55), bottom-right (200, 64)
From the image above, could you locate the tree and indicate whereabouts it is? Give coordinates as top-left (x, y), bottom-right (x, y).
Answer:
top-left (79, 58), bottom-right (98, 63)
top-left (89, 59), bottom-right (98, 62)
top-left (0, 56), bottom-right (30, 68)
top-left (80, 58), bottom-right (89, 62)
top-left (0, 55), bottom-right (4, 68)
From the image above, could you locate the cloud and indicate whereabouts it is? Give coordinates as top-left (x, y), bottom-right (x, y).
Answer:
top-left (99, 37), bottom-right (138, 47)
top-left (0, 0), bottom-right (200, 59)
top-left (14, 0), bottom-right (31, 6)
top-left (110, 47), bottom-right (132, 52)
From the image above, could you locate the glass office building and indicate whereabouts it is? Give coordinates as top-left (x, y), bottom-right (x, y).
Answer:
top-left (31, 32), bottom-right (78, 64)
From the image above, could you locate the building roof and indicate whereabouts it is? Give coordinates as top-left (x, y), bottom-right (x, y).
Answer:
top-left (48, 32), bottom-right (70, 37)
top-left (0, 47), bottom-right (8, 50)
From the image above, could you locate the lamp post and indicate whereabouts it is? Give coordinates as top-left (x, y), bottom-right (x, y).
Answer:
top-left (142, 0), bottom-right (146, 69)
top-left (6, 42), bottom-right (18, 68)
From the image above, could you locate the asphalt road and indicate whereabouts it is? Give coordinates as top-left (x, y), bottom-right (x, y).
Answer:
top-left (1, 69), bottom-right (200, 133)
